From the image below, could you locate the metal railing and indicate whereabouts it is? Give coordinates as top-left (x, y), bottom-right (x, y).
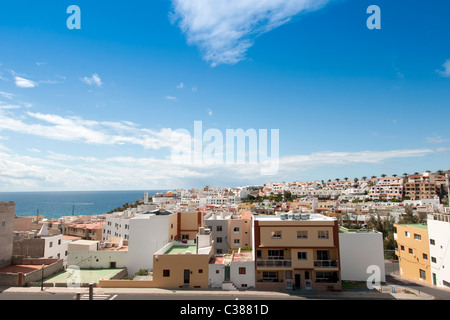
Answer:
top-left (256, 259), bottom-right (292, 268)
top-left (314, 260), bottom-right (339, 268)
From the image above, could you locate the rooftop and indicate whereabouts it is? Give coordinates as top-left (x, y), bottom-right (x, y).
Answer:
top-left (164, 244), bottom-right (197, 255)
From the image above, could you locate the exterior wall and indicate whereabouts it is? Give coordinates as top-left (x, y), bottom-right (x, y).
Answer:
top-left (126, 214), bottom-right (171, 275)
top-left (13, 238), bottom-right (45, 258)
top-left (229, 219), bottom-right (251, 250)
top-left (103, 216), bottom-right (131, 241)
top-left (209, 263), bottom-right (224, 288)
top-left (0, 202), bottom-right (15, 268)
top-left (427, 214), bottom-right (450, 288)
top-left (178, 211), bottom-right (203, 240)
top-left (339, 230), bottom-right (386, 282)
top-left (67, 250), bottom-right (127, 269)
top-left (68, 240), bottom-right (99, 252)
top-left (395, 224), bottom-right (431, 284)
top-left (152, 248), bottom-right (213, 289)
top-left (230, 260), bottom-right (255, 289)
top-left (205, 218), bottom-right (229, 255)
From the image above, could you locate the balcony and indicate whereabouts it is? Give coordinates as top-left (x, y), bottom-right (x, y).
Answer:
top-left (256, 259), bottom-right (292, 268)
top-left (314, 260), bottom-right (339, 268)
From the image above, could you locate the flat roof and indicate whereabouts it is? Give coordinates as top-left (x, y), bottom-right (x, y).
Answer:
top-left (164, 244), bottom-right (197, 255)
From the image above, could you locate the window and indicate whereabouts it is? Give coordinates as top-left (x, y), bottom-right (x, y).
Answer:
top-left (318, 231), bottom-right (329, 239)
top-left (405, 231), bottom-right (410, 238)
top-left (234, 239), bottom-right (240, 244)
top-left (1, 221), bottom-right (5, 227)
top-left (198, 269), bottom-right (203, 274)
top-left (297, 231), bottom-right (308, 239)
top-left (401, 245), bottom-right (405, 251)
top-left (49, 242), bottom-right (53, 248)
top-left (58, 239), bottom-right (61, 245)
top-left (419, 269), bottom-right (426, 280)
top-left (163, 270), bottom-right (170, 277)
top-left (432, 257), bottom-right (437, 263)
top-left (297, 252), bottom-right (307, 260)
top-left (217, 237), bottom-right (223, 243)
top-left (262, 271), bottom-right (278, 282)
top-left (216, 270), bottom-right (220, 274)
top-left (271, 231), bottom-right (282, 239)
top-left (414, 234), bottom-right (422, 241)
top-left (316, 250), bottom-right (330, 261)
top-left (423, 253), bottom-right (428, 260)
top-left (216, 226), bottom-right (222, 232)
top-left (316, 272), bottom-right (339, 283)
top-left (268, 250), bottom-right (284, 260)
top-left (234, 227), bottom-right (240, 233)
top-left (217, 249), bottom-right (222, 254)
top-left (181, 234), bottom-right (189, 240)
top-left (239, 267), bottom-right (246, 275)
top-left (430, 239), bottom-right (435, 245)
top-left (409, 248), bottom-right (413, 254)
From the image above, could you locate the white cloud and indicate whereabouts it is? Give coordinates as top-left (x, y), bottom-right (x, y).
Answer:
top-left (426, 136), bottom-right (450, 144)
top-left (436, 59), bottom-right (450, 78)
top-left (15, 76), bottom-right (38, 88)
top-left (166, 95), bottom-right (178, 101)
top-left (81, 73), bottom-right (103, 87)
top-left (206, 108), bottom-right (213, 116)
top-left (0, 92), bottom-right (14, 99)
top-left (192, 86), bottom-right (198, 92)
top-left (170, 0), bottom-right (330, 66)
top-left (176, 82), bottom-right (185, 89)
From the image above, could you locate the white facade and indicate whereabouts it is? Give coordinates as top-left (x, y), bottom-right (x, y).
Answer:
top-left (68, 250), bottom-right (127, 269)
top-left (339, 229), bottom-right (386, 282)
top-left (126, 213), bottom-right (172, 275)
top-left (42, 234), bottom-right (69, 266)
top-left (427, 213), bottom-right (450, 288)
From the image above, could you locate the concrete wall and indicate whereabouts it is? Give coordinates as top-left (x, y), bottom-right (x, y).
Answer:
top-left (230, 260), bottom-right (255, 289)
top-left (0, 202), bottom-right (15, 268)
top-left (339, 231), bottom-right (386, 282)
top-left (126, 214), bottom-right (170, 275)
top-left (67, 250), bottom-right (128, 269)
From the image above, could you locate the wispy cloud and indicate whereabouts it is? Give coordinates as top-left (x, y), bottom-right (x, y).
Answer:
top-left (81, 73), bottom-right (103, 87)
top-left (176, 82), bottom-right (185, 89)
top-left (15, 76), bottom-right (38, 88)
top-left (436, 59), bottom-right (450, 78)
top-left (0, 92), bottom-right (14, 100)
top-left (206, 108), bottom-right (213, 116)
top-left (165, 95), bottom-right (178, 101)
top-left (170, 0), bottom-right (330, 66)
top-left (426, 136), bottom-right (450, 144)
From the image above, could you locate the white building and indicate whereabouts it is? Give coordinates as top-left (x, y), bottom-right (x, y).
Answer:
top-left (126, 210), bottom-right (175, 275)
top-left (427, 213), bottom-right (450, 288)
top-left (339, 227), bottom-right (386, 282)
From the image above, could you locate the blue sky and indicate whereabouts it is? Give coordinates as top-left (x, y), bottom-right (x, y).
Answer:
top-left (0, 0), bottom-right (450, 191)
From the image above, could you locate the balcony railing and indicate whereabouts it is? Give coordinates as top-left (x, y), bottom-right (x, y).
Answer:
top-left (256, 259), bottom-right (292, 268)
top-left (314, 260), bottom-right (339, 268)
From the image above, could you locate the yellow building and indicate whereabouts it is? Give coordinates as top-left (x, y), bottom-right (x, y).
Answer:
top-left (394, 224), bottom-right (431, 284)
top-left (253, 213), bottom-right (341, 291)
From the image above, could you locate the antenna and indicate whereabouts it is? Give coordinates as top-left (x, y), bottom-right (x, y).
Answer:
top-left (72, 205), bottom-right (75, 216)
top-left (36, 208), bottom-right (39, 224)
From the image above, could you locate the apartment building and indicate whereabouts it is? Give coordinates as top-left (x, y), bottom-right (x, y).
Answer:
top-left (204, 211), bottom-right (232, 255)
top-left (64, 220), bottom-right (105, 241)
top-left (126, 210), bottom-right (203, 275)
top-left (209, 250), bottom-right (255, 290)
top-left (394, 223), bottom-right (431, 284)
top-left (427, 213), bottom-right (450, 288)
top-left (404, 174), bottom-right (440, 200)
top-left (252, 213), bottom-right (341, 291)
top-left (369, 177), bottom-right (403, 201)
top-left (0, 202), bottom-right (15, 268)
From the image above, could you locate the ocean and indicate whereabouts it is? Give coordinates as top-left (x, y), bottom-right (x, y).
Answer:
top-left (0, 190), bottom-right (168, 219)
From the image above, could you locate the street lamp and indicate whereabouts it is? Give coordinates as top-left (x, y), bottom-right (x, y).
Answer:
top-left (41, 264), bottom-right (45, 291)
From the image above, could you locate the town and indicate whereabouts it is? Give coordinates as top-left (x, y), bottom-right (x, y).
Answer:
top-left (1, 169), bottom-right (449, 298)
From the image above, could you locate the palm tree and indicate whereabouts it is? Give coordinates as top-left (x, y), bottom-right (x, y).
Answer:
top-left (362, 176), bottom-right (367, 181)
top-left (403, 173), bottom-right (408, 177)
top-left (392, 174), bottom-right (397, 177)
top-left (371, 176), bottom-right (377, 179)
top-left (344, 177), bottom-right (348, 181)
top-left (335, 178), bottom-right (340, 182)
top-left (381, 174), bottom-right (387, 178)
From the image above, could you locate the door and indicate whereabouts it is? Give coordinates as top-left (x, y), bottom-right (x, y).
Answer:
top-left (433, 273), bottom-right (437, 286)
top-left (305, 271), bottom-right (312, 290)
top-left (294, 274), bottom-right (301, 289)
top-left (224, 266), bottom-right (230, 282)
top-left (184, 269), bottom-right (190, 284)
